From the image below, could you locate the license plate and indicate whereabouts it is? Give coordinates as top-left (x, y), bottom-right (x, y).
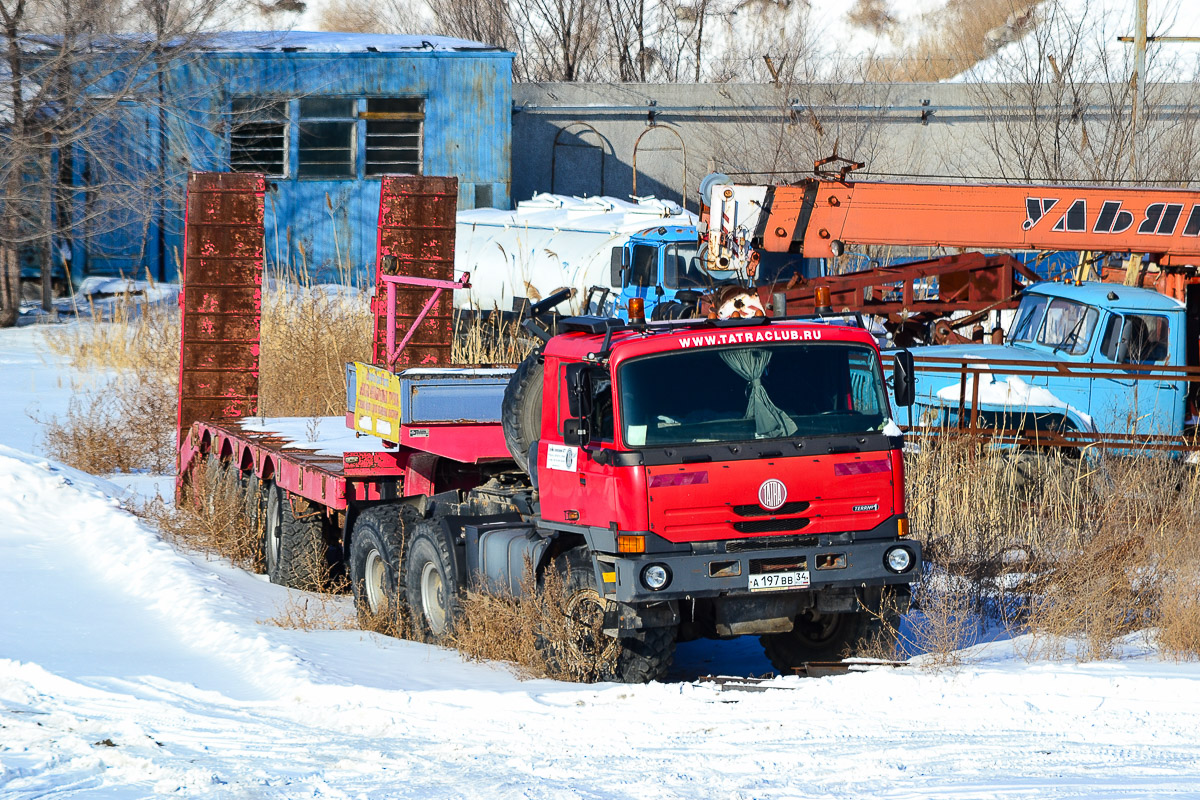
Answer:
top-left (748, 570), bottom-right (811, 592)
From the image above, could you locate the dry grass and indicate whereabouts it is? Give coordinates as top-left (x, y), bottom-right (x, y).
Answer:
top-left (258, 282), bottom-right (374, 417)
top-left (450, 564), bottom-right (621, 682)
top-left (906, 434), bottom-right (1200, 663)
top-left (453, 312), bottom-right (538, 365)
top-left (137, 458), bottom-right (263, 571)
top-left (865, 0), bottom-right (1037, 81)
top-left (265, 591), bottom-right (356, 631)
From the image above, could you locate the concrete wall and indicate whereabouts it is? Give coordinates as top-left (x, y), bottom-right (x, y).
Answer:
top-left (512, 82), bottom-right (1200, 211)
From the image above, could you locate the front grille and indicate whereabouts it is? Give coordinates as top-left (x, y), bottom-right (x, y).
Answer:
top-left (731, 518), bottom-right (810, 534)
top-left (726, 534), bottom-right (818, 552)
top-left (732, 501), bottom-right (810, 517)
top-left (750, 555), bottom-right (808, 573)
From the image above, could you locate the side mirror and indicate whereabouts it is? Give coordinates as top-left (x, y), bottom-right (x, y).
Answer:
top-left (610, 247), bottom-right (624, 287)
top-left (563, 418), bottom-right (591, 447)
top-left (893, 350), bottom-right (916, 407)
top-left (565, 363), bottom-right (593, 418)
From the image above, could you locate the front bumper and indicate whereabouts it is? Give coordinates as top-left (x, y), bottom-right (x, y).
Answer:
top-left (600, 537), bottom-right (921, 604)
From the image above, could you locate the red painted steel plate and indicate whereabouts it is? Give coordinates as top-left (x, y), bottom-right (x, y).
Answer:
top-left (177, 173), bottom-right (265, 453)
top-left (373, 175), bottom-right (459, 368)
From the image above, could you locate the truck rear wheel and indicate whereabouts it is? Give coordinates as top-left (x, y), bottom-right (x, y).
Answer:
top-left (403, 520), bottom-right (461, 642)
top-left (759, 609), bottom-right (874, 672)
top-left (545, 549), bottom-right (675, 683)
top-left (501, 351), bottom-right (543, 474)
top-left (350, 504), bottom-right (419, 632)
top-left (263, 482), bottom-right (332, 591)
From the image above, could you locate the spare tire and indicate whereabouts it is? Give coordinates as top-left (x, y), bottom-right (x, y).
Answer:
top-left (502, 350), bottom-right (543, 474)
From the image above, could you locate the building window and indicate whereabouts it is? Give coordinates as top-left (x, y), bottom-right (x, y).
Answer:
top-left (363, 98), bottom-right (423, 176)
top-left (299, 97), bottom-right (355, 179)
top-left (230, 98), bottom-right (286, 176)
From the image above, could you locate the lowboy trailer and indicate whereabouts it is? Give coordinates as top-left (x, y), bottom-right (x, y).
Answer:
top-left (177, 173), bottom-right (922, 681)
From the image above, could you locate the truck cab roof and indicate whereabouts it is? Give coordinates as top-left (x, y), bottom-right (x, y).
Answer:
top-left (545, 316), bottom-right (879, 364)
top-left (1024, 280), bottom-right (1185, 312)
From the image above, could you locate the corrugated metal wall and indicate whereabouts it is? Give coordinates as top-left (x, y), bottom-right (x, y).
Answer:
top-left (74, 47), bottom-right (513, 286)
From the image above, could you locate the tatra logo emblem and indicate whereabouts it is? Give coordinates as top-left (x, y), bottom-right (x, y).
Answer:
top-left (758, 479), bottom-right (787, 511)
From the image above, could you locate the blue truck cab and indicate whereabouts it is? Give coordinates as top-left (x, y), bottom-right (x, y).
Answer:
top-left (897, 282), bottom-right (1190, 444)
top-left (606, 226), bottom-right (814, 320)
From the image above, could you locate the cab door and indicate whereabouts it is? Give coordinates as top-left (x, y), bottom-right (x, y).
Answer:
top-left (1092, 311), bottom-right (1184, 437)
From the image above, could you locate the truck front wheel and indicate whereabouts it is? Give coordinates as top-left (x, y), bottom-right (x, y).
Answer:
top-left (403, 521), bottom-right (461, 642)
top-left (759, 610), bottom-right (872, 672)
top-left (546, 549), bottom-right (676, 683)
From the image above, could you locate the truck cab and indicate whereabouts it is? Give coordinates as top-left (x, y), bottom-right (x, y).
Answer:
top-left (532, 315), bottom-right (919, 658)
top-left (899, 282), bottom-right (1188, 442)
top-left (607, 228), bottom-right (815, 320)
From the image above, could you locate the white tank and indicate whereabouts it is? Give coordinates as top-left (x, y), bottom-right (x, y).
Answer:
top-left (454, 194), bottom-right (699, 315)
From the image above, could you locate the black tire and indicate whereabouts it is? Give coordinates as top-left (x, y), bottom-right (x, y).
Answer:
top-left (263, 481), bottom-right (332, 591)
top-left (543, 549), bottom-right (676, 683)
top-left (349, 504), bottom-right (420, 632)
top-left (201, 455), bottom-right (232, 516)
top-left (501, 350), bottom-right (543, 474)
top-left (242, 471), bottom-right (266, 574)
top-left (760, 609), bottom-right (876, 673)
top-left (403, 520), bottom-right (462, 642)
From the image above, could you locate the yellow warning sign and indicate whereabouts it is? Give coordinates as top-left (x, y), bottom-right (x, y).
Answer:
top-left (352, 362), bottom-right (402, 439)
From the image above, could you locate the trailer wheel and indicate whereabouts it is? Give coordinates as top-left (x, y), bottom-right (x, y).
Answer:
top-left (242, 472), bottom-right (266, 574)
top-left (543, 549), bottom-right (675, 683)
top-left (263, 482), bottom-right (332, 591)
top-left (501, 350), bottom-right (543, 474)
top-left (403, 521), bottom-right (461, 642)
top-left (350, 504), bottom-right (420, 632)
top-left (759, 609), bottom-right (873, 672)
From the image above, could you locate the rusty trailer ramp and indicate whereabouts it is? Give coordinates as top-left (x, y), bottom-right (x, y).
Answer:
top-left (373, 175), bottom-right (459, 369)
top-left (176, 172), bottom-right (266, 465)
top-left (699, 660), bottom-right (908, 692)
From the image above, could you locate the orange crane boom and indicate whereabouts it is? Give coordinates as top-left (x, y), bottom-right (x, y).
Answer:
top-left (706, 175), bottom-right (1200, 266)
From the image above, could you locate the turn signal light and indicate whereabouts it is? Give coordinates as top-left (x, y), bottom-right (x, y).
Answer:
top-left (897, 516), bottom-right (910, 538)
top-left (617, 534), bottom-right (646, 554)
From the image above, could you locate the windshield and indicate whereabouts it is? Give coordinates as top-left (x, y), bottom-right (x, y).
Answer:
top-left (618, 342), bottom-right (890, 447)
top-left (1009, 294), bottom-right (1049, 342)
top-left (1037, 298), bottom-right (1099, 355)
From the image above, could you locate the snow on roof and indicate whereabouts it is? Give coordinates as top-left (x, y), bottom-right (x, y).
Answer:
top-left (190, 31), bottom-right (504, 54)
top-left (458, 194), bottom-right (699, 235)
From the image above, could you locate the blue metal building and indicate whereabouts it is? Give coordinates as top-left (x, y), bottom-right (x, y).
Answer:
top-left (68, 32), bottom-right (512, 285)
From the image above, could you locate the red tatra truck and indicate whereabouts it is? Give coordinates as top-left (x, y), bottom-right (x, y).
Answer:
top-left (178, 173), bottom-right (921, 682)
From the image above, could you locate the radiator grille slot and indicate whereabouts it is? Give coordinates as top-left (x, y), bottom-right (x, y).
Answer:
top-left (731, 518), bottom-right (811, 534)
top-left (732, 501), bottom-right (810, 517)
top-left (726, 534), bottom-right (817, 552)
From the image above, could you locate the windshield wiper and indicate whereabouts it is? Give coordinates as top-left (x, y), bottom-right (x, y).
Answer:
top-left (1052, 314), bottom-right (1088, 355)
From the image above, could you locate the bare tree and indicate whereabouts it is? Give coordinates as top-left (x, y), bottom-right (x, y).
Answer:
top-left (963, 0), bottom-right (1200, 186)
top-left (0, 0), bottom-right (235, 326)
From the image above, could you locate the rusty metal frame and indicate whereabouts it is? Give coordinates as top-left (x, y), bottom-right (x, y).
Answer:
top-left (770, 253), bottom-right (1040, 323)
top-left (889, 354), bottom-right (1200, 451)
top-left (381, 271), bottom-right (471, 368)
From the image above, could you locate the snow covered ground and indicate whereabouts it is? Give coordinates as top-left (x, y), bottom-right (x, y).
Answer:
top-left (4, 319), bottom-right (1200, 798)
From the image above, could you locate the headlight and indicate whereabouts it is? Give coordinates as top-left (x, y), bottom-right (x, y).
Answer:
top-left (885, 546), bottom-right (914, 574)
top-left (641, 563), bottom-right (671, 591)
